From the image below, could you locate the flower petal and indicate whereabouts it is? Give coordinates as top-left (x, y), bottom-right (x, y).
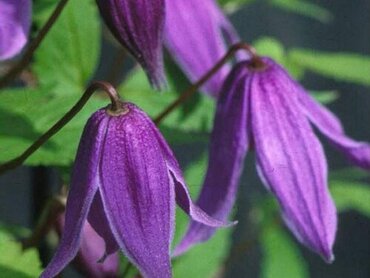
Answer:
top-left (42, 110), bottom-right (109, 277)
top-left (96, 0), bottom-right (165, 88)
top-left (164, 0), bottom-right (242, 97)
top-left (145, 113), bottom-right (235, 230)
top-left (0, 0), bottom-right (32, 60)
top-left (251, 61), bottom-right (337, 262)
top-left (173, 62), bottom-right (251, 255)
top-left (98, 105), bottom-right (173, 278)
top-left (56, 213), bottom-right (119, 278)
top-left (297, 87), bottom-right (370, 170)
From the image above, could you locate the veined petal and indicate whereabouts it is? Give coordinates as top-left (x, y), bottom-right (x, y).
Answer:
top-left (42, 110), bottom-right (109, 278)
top-left (96, 0), bottom-right (165, 88)
top-left (98, 104), bottom-right (173, 278)
top-left (0, 0), bottom-right (32, 60)
top-left (297, 87), bottom-right (370, 170)
top-left (174, 62), bottom-right (251, 256)
top-left (251, 60), bottom-right (337, 262)
top-left (145, 115), bottom-right (234, 230)
top-left (164, 0), bottom-right (242, 97)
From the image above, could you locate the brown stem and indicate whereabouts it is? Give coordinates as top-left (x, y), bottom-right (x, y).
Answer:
top-left (0, 0), bottom-right (70, 89)
top-left (0, 81), bottom-right (121, 175)
top-left (153, 42), bottom-right (264, 125)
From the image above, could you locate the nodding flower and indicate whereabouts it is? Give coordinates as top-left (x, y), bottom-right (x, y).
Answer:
top-left (175, 57), bottom-right (370, 262)
top-left (96, 0), bottom-right (166, 89)
top-left (41, 102), bottom-right (232, 278)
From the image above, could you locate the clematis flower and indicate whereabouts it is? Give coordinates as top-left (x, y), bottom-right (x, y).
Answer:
top-left (0, 0), bottom-right (32, 60)
top-left (164, 0), bottom-right (244, 97)
top-left (175, 57), bottom-right (370, 262)
top-left (96, 0), bottom-right (165, 88)
top-left (41, 102), bottom-right (230, 278)
top-left (55, 212), bottom-right (119, 278)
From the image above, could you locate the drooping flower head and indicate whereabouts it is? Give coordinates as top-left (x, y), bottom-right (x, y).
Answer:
top-left (175, 57), bottom-right (370, 262)
top-left (164, 0), bottom-right (244, 97)
top-left (96, 0), bottom-right (166, 88)
top-left (55, 212), bottom-right (119, 278)
top-left (0, 0), bottom-right (32, 60)
top-left (41, 102), bottom-right (230, 278)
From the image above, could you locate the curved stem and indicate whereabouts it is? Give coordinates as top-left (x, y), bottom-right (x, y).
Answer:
top-left (0, 81), bottom-right (121, 174)
top-left (153, 42), bottom-right (264, 125)
top-left (0, 0), bottom-right (70, 89)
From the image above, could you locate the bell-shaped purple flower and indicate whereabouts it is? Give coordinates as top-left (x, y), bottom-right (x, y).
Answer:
top-left (55, 212), bottom-right (119, 278)
top-left (175, 57), bottom-right (370, 262)
top-left (164, 0), bottom-right (243, 97)
top-left (41, 102), bottom-right (230, 278)
top-left (0, 0), bottom-right (32, 60)
top-left (96, 0), bottom-right (165, 88)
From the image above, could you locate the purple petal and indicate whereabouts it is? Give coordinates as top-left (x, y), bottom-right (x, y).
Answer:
top-left (98, 104), bottom-right (173, 278)
top-left (42, 110), bottom-right (109, 278)
top-left (145, 114), bottom-right (235, 230)
top-left (297, 87), bottom-right (370, 170)
top-left (56, 213), bottom-right (119, 278)
top-left (96, 0), bottom-right (165, 88)
top-left (0, 0), bottom-right (32, 60)
top-left (251, 60), bottom-right (337, 262)
top-left (164, 0), bottom-right (242, 97)
top-left (174, 62), bottom-right (251, 255)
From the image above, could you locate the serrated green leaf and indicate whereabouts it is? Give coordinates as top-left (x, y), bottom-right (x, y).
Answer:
top-left (270, 0), bottom-right (333, 23)
top-left (331, 181), bottom-right (370, 217)
top-left (0, 227), bottom-right (42, 277)
top-left (261, 225), bottom-right (309, 278)
top-left (33, 0), bottom-right (101, 95)
top-left (289, 49), bottom-right (370, 87)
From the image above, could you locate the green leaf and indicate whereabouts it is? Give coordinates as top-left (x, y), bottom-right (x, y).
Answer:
top-left (173, 154), bottom-right (232, 278)
top-left (0, 226), bottom-right (42, 277)
top-left (120, 69), bottom-right (215, 133)
top-left (0, 88), bottom-right (109, 166)
top-left (331, 181), bottom-right (370, 217)
top-left (261, 225), bottom-right (309, 278)
top-left (270, 0), bottom-right (333, 23)
top-left (33, 0), bottom-right (101, 95)
top-left (289, 49), bottom-right (370, 87)
top-left (218, 0), bottom-right (257, 13)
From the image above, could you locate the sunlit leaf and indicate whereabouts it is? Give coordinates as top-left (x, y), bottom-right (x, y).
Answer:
top-left (289, 49), bottom-right (370, 87)
top-left (0, 226), bottom-right (42, 277)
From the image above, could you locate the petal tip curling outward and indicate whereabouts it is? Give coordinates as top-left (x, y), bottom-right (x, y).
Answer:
top-left (251, 58), bottom-right (337, 262)
top-left (164, 0), bottom-right (242, 97)
top-left (0, 0), bottom-right (32, 60)
top-left (296, 86), bottom-right (370, 170)
top-left (96, 0), bottom-right (166, 89)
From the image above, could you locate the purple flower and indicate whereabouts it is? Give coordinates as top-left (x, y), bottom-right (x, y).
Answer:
top-left (175, 58), bottom-right (370, 262)
top-left (0, 0), bottom-right (32, 60)
top-left (41, 102), bottom-right (230, 278)
top-left (56, 213), bottom-right (119, 278)
top-left (164, 0), bottom-right (243, 97)
top-left (96, 0), bottom-right (165, 88)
